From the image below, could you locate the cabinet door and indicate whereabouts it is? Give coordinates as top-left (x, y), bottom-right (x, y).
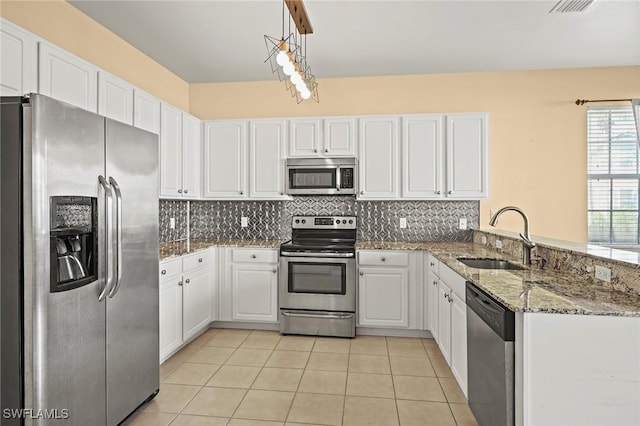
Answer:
top-left (98, 72), bottom-right (133, 125)
top-left (358, 267), bottom-right (409, 328)
top-left (446, 113), bottom-right (488, 199)
top-left (288, 119), bottom-right (320, 157)
top-left (437, 282), bottom-right (452, 363)
top-left (324, 117), bottom-right (356, 156)
top-left (358, 117), bottom-right (399, 199)
top-left (450, 290), bottom-right (468, 397)
top-left (402, 115), bottom-right (443, 199)
top-left (426, 269), bottom-right (440, 340)
top-left (160, 104), bottom-right (183, 198)
top-left (38, 42), bottom-right (97, 112)
top-left (0, 19), bottom-right (37, 96)
top-left (250, 119), bottom-right (287, 199)
top-left (203, 120), bottom-right (247, 199)
top-left (133, 89), bottom-right (161, 134)
top-left (182, 268), bottom-right (212, 341)
top-left (182, 113), bottom-right (201, 198)
top-left (231, 264), bottom-right (278, 322)
top-left (159, 278), bottom-right (183, 362)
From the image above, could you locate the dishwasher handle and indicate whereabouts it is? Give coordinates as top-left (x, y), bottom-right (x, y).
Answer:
top-left (466, 282), bottom-right (515, 341)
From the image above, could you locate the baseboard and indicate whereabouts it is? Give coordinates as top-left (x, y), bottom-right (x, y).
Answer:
top-left (356, 327), bottom-right (433, 338)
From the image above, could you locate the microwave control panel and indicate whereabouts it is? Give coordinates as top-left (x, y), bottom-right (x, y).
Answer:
top-left (340, 168), bottom-right (354, 189)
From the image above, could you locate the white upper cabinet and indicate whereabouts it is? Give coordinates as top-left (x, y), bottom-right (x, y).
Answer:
top-left (288, 117), bottom-right (356, 157)
top-left (133, 89), bottom-right (161, 134)
top-left (358, 116), bottom-right (400, 199)
top-left (446, 113), bottom-right (488, 198)
top-left (250, 119), bottom-right (288, 199)
top-left (402, 115), bottom-right (444, 199)
top-left (98, 71), bottom-right (133, 125)
top-left (38, 42), bottom-right (97, 112)
top-left (324, 117), bottom-right (357, 156)
top-left (160, 103), bottom-right (183, 198)
top-left (0, 18), bottom-right (37, 96)
top-left (203, 120), bottom-right (248, 199)
top-left (181, 112), bottom-right (202, 197)
top-left (288, 119), bottom-right (321, 157)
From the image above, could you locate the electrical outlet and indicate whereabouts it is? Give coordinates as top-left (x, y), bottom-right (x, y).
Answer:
top-left (595, 265), bottom-right (611, 282)
top-left (169, 218), bottom-right (175, 230)
top-left (459, 218), bottom-right (467, 230)
top-left (496, 239), bottom-right (503, 249)
top-left (241, 217), bottom-right (248, 227)
top-left (481, 235), bottom-right (487, 245)
top-left (400, 218), bottom-right (407, 229)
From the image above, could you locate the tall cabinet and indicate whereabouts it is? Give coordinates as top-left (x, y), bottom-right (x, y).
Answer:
top-left (358, 116), bottom-right (400, 199)
top-left (203, 120), bottom-right (248, 199)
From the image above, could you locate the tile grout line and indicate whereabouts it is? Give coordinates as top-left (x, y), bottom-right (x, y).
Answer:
top-left (386, 336), bottom-right (402, 426)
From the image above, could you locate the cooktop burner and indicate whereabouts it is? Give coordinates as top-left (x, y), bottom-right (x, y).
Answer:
top-left (280, 216), bottom-right (357, 255)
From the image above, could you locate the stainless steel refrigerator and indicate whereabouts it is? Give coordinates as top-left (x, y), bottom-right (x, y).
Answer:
top-left (1, 94), bottom-right (160, 425)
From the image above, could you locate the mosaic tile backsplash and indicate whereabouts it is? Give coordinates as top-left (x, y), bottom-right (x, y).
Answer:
top-left (160, 197), bottom-right (478, 243)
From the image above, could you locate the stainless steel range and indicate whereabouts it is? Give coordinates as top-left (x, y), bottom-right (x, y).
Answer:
top-left (279, 215), bottom-right (357, 338)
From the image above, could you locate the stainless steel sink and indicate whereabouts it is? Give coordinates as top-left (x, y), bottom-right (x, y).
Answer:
top-left (457, 257), bottom-right (525, 270)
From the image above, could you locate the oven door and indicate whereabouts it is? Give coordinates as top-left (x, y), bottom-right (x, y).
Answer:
top-left (279, 254), bottom-right (356, 312)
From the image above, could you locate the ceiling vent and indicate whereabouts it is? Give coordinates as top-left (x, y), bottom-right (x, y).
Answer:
top-left (550, 0), bottom-right (596, 13)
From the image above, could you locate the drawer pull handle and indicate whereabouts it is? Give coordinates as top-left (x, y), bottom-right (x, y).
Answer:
top-left (433, 280), bottom-right (438, 286)
top-left (198, 258), bottom-right (203, 263)
top-left (251, 254), bottom-right (257, 259)
top-left (430, 262), bottom-right (435, 267)
top-left (161, 270), bottom-right (167, 275)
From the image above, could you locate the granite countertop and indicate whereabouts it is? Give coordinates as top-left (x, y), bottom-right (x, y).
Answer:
top-left (357, 241), bottom-right (640, 317)
top-left (160, 238), bottom-right (286, 260)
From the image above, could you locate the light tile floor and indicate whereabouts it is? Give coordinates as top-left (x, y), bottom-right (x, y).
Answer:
top-left (124, 329), bottom-right (479, 426)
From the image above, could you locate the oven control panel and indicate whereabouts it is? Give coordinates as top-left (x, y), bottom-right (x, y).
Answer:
top-left (292, 216), bottom-right (357, 229)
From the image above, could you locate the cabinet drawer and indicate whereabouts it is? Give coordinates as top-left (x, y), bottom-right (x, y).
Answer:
top-left (439, 263), bottom-right (466, 298)
top-left (426, 252), bottom-right (440, 276)
top-left (183, 250), bottom-right (213, 272)
top-left (159, 257), bottom-right (182, 282)
top-left (231, 248), bottom-right (278, 264)
top-left (358, 251), bottom-right (409, 266)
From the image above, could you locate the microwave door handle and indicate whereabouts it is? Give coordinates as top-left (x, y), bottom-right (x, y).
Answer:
top-left (98, 176), bottom-right (114, 302)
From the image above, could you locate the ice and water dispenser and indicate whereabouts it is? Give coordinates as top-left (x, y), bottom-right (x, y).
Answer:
top-left (49, 196), bottom-right (98, 292)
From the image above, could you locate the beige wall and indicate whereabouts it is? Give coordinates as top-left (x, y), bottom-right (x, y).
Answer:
top-left (191, 67), bottom-right (640, 242)
top-left (0, 0), bottom-right (189, 110)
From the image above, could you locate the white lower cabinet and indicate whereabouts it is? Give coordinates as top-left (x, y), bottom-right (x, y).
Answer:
top-left (357, 250), bottom-right (421, 329)
top-left (423, 253), bottom-right (440, 340)
top-left (225, 248), bottom-right (279, 323)
top-left (159, 249), bottom-right (215, 362)
top-left (433, 260), bottom-right (468, 396)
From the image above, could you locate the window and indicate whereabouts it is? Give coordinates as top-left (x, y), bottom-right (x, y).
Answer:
top-left (587, 106), bottom-right (639, 245)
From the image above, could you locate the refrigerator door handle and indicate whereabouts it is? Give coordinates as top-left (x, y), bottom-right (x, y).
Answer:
top-left (98, 175), bottom-right (114, 301)
top-left (108, 176), bottom-right (123, 298)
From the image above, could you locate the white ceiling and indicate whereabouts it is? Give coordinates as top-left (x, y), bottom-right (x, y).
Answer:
top-left (68, 0), bottom-right (640, 84)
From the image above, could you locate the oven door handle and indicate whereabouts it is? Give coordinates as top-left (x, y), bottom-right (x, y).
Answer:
top-left (280, 252), bottom-right (355, 258)
top-left (281, 311), bottom-right (355, 320)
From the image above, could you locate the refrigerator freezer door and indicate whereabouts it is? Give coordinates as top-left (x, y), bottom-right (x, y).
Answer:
top-left (104, 119), bottom-right (159, 425)
top-left (29, 94), bottom-right (108, 425)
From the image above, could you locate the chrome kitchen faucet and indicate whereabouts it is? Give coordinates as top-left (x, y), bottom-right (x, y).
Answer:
top-left (489, 206), bottom-right (536, 265)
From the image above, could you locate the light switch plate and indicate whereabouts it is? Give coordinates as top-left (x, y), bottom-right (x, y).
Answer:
top-left (400, 218), bottom-right (407, 229)
top-left (496, 239), bottom-right (503, 249)
top-left (459, 218), bottom-right (467, 230)
top-left (169, 218), bottom-right (175, 230)
top-left (595, 265), bottom-right (611, 282)
top-left (481, 235), bottom-right (487, 245)
top-left (241, 217), bottom-right (248, 227)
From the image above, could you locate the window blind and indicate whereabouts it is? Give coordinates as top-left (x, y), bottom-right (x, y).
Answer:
top-left (587, 106), bottom-right (639, 245)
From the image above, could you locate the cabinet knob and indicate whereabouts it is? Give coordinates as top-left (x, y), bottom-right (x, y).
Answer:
top-left (433, 280), bottom-right (438, 286)
top-left (436, 191), bottom-right (441, 195)
top-left (185, 278), bottom-right (190, 284)
top-left (280, 192), bottom-right (284, 196)
top-left (178, 280), bottom-right (183, 286)
top-left (184, 189), bottom-right (188, 194)
top-left (324, 149), bottom-right (329, 153)
top-left (178, 189), bottom-right (182, 193)
top-left (161, 269), bottom-right (167, 275)
top-left (313, 149), bottom-right (318, 153)
top-left (360, 191), bottom-right (364, 195)
top-left (380, 257), bottom-right (386, 262)
top-left (359, 271), bottom-right (364, 276)
top-left (251, 254), bottom-right (257, 259)
top-left (240, 191), bottom-right (244, 195)
top-left (448, 190), bottom-right (452, 195)
top-left (198, 258), bottom-right (203, 263)
top-left (430, 262), bottom-right (435, 267)
top-left (272, 269), bottom-right (277, 273)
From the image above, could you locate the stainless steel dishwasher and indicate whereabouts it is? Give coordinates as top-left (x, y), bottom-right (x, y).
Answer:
top-left (466, 282), bottom-right (515, 426)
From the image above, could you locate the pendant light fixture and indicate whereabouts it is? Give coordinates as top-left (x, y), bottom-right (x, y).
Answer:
top-left (264, 0), bottom-right (319, 103)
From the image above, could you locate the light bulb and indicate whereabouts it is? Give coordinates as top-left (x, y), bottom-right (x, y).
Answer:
top-left (276, 50), bottom-right (290, 66)
top-left (290, 72), bottom-right (303, 85)
top-left (282, 62), bottom-right (295, 76)
top-left (300, 88), bottom-right (311, 100)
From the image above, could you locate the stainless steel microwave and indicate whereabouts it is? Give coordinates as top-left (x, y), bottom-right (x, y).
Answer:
top-left (285, 158), bottom-right (357, 195)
